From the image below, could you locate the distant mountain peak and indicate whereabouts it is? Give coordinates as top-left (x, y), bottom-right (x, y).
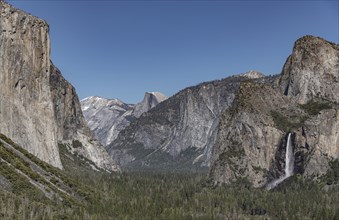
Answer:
top-left (132, 92), bottom-right (167, 118)
top-left (146, 91), bottom-right (167, 99)
top-left (239, 70), bottom-right (265, 79)
top-left (81, 91), bottom-right (167, 146)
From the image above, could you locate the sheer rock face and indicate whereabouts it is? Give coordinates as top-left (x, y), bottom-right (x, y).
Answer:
top-left (107, 72), bottom-right (265, 170)
top-left (0, 1), bottom-right (118, 171)
top-left (0, 1), bottom-right (61, 168)
top-left (210, 36), bottom-right (339, 187)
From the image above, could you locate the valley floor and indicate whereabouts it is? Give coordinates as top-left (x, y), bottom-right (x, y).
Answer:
top-left (0, 170), bottom-right (338, 219)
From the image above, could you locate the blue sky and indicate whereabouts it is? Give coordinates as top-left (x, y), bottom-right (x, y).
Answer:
top-left (8, 0), bottom-right (339, 104)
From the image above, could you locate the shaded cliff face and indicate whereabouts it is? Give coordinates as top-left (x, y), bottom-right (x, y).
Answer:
top-left (0, 2), bottom-right (117, 171)
top-left (50, 66), bottom-right (118, 171)
top-left (210, 36), bottom-right (339, 187)
top-left (50, 65), bottom-right (92, 140)
top-left (107, 71), bottom-right (264, 170)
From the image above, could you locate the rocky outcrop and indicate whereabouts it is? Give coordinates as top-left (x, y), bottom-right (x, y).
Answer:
top-left (279, 36), bottom-right (339, 104)
top-left (0, 1), bottom-right (118, 171)
top-left (210, 36), bottom-right (339, 187)
top-left (107, 72), bottom-right (265, 170)
top-left (80, 92), bottom-right (166, 147)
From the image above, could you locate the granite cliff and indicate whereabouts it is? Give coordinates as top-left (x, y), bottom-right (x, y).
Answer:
top-left (210, 36), bottom-right (339, 187)
top-left (0, 1), bottom-right (117, 171)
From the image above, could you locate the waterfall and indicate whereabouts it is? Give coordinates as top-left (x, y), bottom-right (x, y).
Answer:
top-left (285, 133), bottom-right (294, 177)
top-left (266, 133), bottom-right (294, 190)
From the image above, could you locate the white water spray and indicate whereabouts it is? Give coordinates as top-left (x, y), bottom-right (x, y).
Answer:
top-left (266, 133), bottom-right (294, 190)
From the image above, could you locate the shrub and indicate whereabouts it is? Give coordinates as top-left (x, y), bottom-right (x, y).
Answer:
top-left (322, 159), bottom-right (339, 185)
top-left (271, 111), bottom-right (307, 132)
top-left (72, 140), bottom-right (83, 148)
top-left (300, 100), bottom-right (332, 115)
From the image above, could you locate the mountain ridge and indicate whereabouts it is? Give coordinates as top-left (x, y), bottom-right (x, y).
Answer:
top-left (106, 71), bottom-right (266, 170)
top-left (81, 91), bottom-right (167, 146)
